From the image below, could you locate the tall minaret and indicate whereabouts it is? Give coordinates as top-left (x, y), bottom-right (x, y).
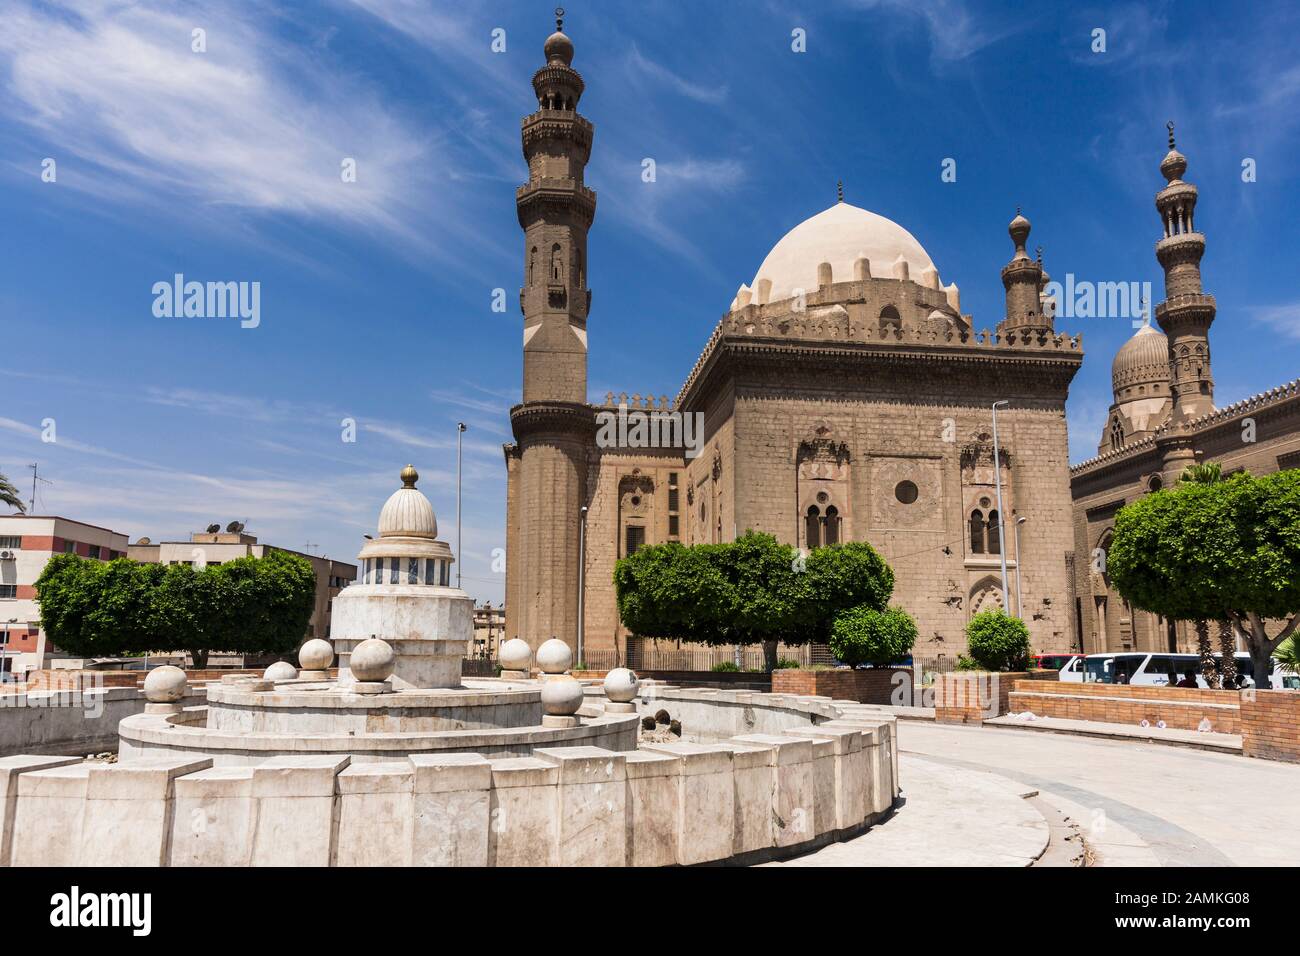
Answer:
top-left (999, 209), bottom-right (1052, 335)
top-left (508, 10), bottom-right (596, 655)
top-left (1154, 122), bottom-right (1216, 422)
top-left (518, 7), bottom-right (595, 403)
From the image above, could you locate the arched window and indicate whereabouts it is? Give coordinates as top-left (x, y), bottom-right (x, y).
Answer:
top-left (528, 246), bottom-right (537, 285)
top-left (1110, 417), bottom-right (1124, 449)
top-left (551, 243), bottom-right (563, 282)
top-left (987, 510), bottom-right (1001, 555)
top-left (824, 505), bottom-right (839, 545)
top-left (878, 305), bottom-right (902, 335)
top-left (805, 505), bottom-right (821, 549)
top-left (970, 510), bottom-right (985, 554)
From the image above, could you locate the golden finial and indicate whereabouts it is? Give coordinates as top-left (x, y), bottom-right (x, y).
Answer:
top-left (555, 6), bottom-right (565, 30)
top-left (400, 464), bottom-right (419, 488)
top-left (1167, 120), bottom-right (1175, 149)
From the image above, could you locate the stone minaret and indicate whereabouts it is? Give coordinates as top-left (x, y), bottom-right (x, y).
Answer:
top-left (999, 209), bottom-right (1052, 335)
top-left (1154, 122), bottom-right (1216, 422)
top-left (509, 11), bottom-right (596, 654)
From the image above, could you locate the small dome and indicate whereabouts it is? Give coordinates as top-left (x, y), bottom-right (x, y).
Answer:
top-left (544, 29), bottom-right (573, 65)
top-left (377, 465), bottom-right (438, 538)
top-left (1112, 323), bottom-right (1170, 395)
top-left (747, 202), bottom-right (936, 305)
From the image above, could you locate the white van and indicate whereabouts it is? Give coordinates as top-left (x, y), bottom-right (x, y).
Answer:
top-left (1080, 651), bottom-right (1292, 689)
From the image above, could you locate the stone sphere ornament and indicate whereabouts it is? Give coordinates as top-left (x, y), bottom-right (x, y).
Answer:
top-left (603, 667), bottom-right (640, 703)
top-left (540, 674), bottom-right (584, 716)
top-left (264, 661), bottom-right (298, 681)
top-left (536, 637), bottom-right (572, 674)
top-left (143, 665), bottom-right (188, 703)
top-left (499, 638), bottom-right (532, 671)
top-left (298, 638), bottom-right (334, 672)
top-left (350, 638), bottom-right (396, 682)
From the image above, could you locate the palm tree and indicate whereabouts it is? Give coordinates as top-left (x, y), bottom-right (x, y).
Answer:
top-left (1275, 636), bottom-right (1300, 675)
top-left (1179, 461), bottom-right (1235, 688)
top-left (0, 470), bottom-right (25, 514)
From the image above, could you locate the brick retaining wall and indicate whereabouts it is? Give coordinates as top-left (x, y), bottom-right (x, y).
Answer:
top-left (771, 668), bottom-right (913, 705)
top-left (935, 670), bottom-right (1056, 724)
top-left (1240, 690), bottom-right (1300, 762)
top-left (1008, 680), bottom-right (1241, 734)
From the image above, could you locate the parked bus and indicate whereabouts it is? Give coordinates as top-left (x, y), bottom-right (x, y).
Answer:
top-left (1077, 651), bottom-right (1293, 689)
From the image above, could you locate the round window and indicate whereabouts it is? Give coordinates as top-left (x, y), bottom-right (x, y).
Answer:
top-left (630, 495), bottom-right (641, 507)
top-left (894, 480), bottom-right (919, 504)
top-left (816, 491), bottom-right (829, 504)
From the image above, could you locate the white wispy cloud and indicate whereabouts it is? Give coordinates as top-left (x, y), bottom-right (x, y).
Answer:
top-left (1250, 303), bottom-right (1300, 343)
top-left (627, 45), bottom-right (727, 105)
top-left (0, 0), bottom-right (491, 262)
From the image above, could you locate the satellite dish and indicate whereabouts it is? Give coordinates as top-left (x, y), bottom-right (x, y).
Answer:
top-left (206, 523), bottom-right (221, 534)
top-left (226, 521), bottom-right (244, 533)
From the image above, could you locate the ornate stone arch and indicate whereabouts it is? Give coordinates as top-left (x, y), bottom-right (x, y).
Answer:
top-left (969, 575), bottom-right (1005, 615)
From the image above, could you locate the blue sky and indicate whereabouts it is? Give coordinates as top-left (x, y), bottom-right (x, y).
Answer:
top-left (2, 0), bottom-right (1299, 606)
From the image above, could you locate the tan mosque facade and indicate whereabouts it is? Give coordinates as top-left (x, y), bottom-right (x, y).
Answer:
top-left (1070, 129), bottom-right (1300, 656)
top-left (503, 18), bottom-right (1085, 669)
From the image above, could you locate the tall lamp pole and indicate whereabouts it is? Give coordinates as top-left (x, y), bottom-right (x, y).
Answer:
top-left (1014, 516), bottom-right (1028, 619)
top-left (991, 400), bottom-right (1011, 611)
top-left (577, 506), bottom-right (588, 667)
top-left (455, 422), bottom-right (466, 588)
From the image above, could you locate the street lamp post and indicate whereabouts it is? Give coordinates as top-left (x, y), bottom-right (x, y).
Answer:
top-left (456, 422), bottom-right (466, 588)
top-left (577, 506), bottom-right (588, 668)
top-left (991, 400), bottom-right (1011, 611)
top-left (1014, 516), bottom-right (1028, 619)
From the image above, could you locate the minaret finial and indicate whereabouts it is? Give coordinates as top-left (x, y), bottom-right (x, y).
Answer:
top-left (401, 464), bottom-right (418, 488)
top-left (1167, 120), bottom-right (1175, 149)
top-left (1035, 244), bottom-right (1043, 264)
top-left (837, 180), bottom-right (844, 203)
top-left (555, 6), bottom-right (564, 31)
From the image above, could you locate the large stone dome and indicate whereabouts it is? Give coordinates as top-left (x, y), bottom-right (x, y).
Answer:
top-left (747, 201), bottom-right (937, 304)
top-left (377, 465), bottom-right (438, 539)
top-left (1112, 323), bottom-right (1171, 395)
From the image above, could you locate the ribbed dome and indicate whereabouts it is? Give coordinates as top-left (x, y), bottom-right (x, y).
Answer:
top-left (377, 466), bottom-right (438, 538)
top-left (748, 202), bottom-right (937, 304)
top-left (1112, 323), bottom-right (1171, 395)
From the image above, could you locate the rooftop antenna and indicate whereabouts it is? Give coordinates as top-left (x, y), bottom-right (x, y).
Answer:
top-left (26, 463), bottom-right (52, 514)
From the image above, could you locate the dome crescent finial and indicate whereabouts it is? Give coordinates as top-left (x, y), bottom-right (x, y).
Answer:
top-left (1167, 119), bottom-right (1175, 149)
top-left (401, 464), bottom-right (418, 488)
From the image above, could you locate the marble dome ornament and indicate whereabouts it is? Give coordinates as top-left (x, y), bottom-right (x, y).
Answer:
top-left (536, 637), bottom-right (572, 674)
top-left (298, 638), bottom-right (334, 673)
top-left (540, 674), bottom-right (584, 716)
top-left (499, 637), bottom-right (532, 672)
top-left (604, 668), bottom-right (639, 701)
top-left (350, 638), bottom-right (396, 683)
top-left (143, 665), bottom-right (188, 714)
top-left (144, 665), bottom-right (188, 703)
top-left (264, 661), bottom-right (298, 681)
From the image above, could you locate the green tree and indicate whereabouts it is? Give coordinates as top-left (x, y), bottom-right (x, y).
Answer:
top-left (1178, 462), bottom-right (1236, 686)
top-left (0, 470), bottom-right (25, 513)
top-left (1109, 468), bottom-right (1300, 688)
top-left (830, 605), bottom-right (917, 667)
top-left (963, 609), bottom-right (1032, 671)
top-left (614, 531), bottom-right (895, 671)
top-left (35, 551), bottom-right (316, 667)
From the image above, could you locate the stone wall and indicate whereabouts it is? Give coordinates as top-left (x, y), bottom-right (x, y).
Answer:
top-left (1240, 690), bottom-right (1300, 763)
top-left (1008, 680), bottom-right (1241, 733)
top-left (0, 686), bottom-right (206, 757)
top-left (1, 720), bottom-right (894, 867)
top-left (771, 667), bottom-right (911, 704)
